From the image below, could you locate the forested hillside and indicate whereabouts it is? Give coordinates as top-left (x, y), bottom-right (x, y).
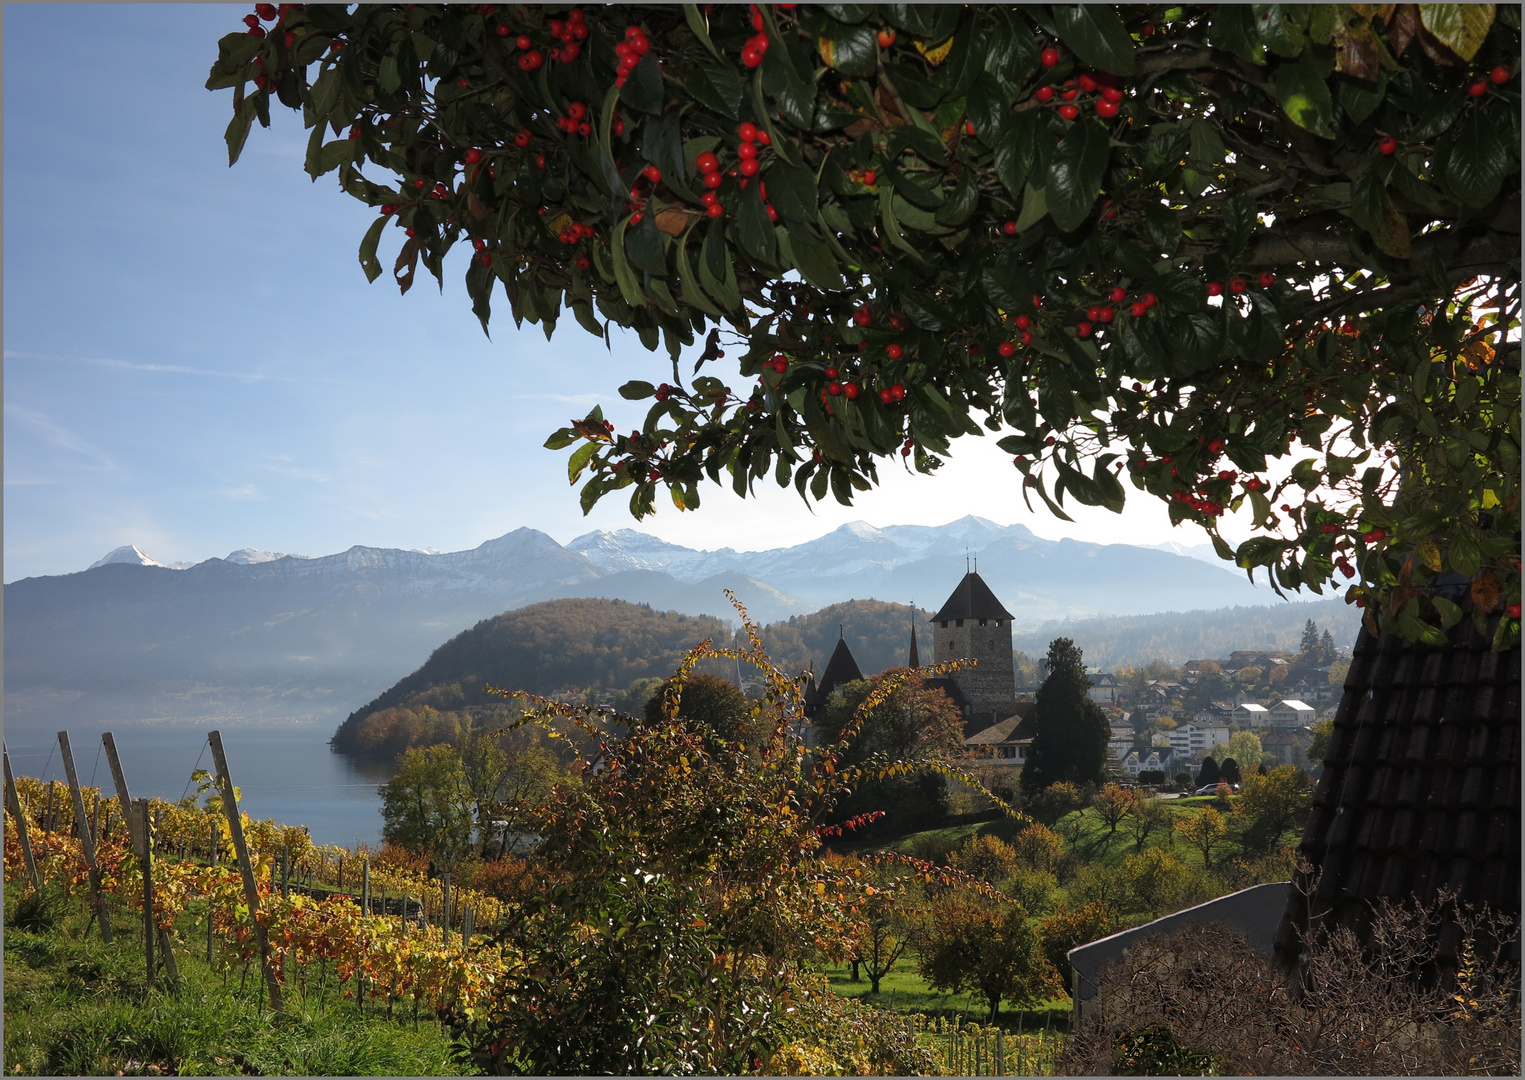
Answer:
top-left (1011, 597), bottom-right (1359, 669)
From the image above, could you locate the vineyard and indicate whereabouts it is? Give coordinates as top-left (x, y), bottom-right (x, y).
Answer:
top-left (5, 772), bottom-right (514, 1020)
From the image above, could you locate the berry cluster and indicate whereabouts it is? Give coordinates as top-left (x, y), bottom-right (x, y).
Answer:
top-left (555, 101), bottom-right (591, 137)
top-left (557, 220), bottom-right (595, 246)
top-left (1034, 64), bottom-right (1126, 121)
top-left (613, 23), bottom-right (651, 87)
top-left (741, 5), bottom-right (771, 67)
top-left (1469, 63), bottom-right (1513, 96)
top-left (1206, 272), bottom-right (1275, 297)
top-left (814, 810), bottom-right (885, 839)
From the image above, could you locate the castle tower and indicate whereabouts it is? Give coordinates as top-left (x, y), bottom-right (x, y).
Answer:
top-left (930, 570), bottom-right (1018, 729)
top-left (907, 605), bottom-right (921, 668)
top-left (803, 627), bottom-right (864, 721)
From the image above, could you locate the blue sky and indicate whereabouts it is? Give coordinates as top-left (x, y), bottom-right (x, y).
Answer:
top-left (4, 5), bottom-right (1223, 583)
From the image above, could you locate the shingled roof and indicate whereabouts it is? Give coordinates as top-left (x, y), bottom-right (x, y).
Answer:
top-left (932, 571), bottom-right (1015, 622)
top-left (816, 636), bottom-right (863, 699)
top-left (1273, 593), bottom-right (1520, 973)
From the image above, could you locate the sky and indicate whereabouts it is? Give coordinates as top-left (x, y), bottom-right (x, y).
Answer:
top-left (4, 5), bottom-right (1242, 583)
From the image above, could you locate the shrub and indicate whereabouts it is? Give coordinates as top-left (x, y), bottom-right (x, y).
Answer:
top-left (1011, 822), bottom-right (1065, 875)
top-left (906, 831), bottom-right (960, 867)
top-left (1062, 898), bottom-right (1521, 1076)
top-left (949, 834), bottom-right (1021, 884)
top-left (1002, 866), bottom-right (1061, 917)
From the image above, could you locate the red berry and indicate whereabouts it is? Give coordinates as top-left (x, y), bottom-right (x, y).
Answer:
top-left (1259, 272), bottom-right (1275, 287)
top-left (1014, 315), bottom-right (1031, 329)
top-left (479, 253), bottom-right (492, 266)
top-left (704, 171), bottom-right (723, 189)
top-left (739, 122), bottom-right (759, 143)
top-left (964, 120), bottom-right (976, 136)
top-left (1078, 73), bottom-right (1097, 93)
top-left (516, 34), bottom-right (532, 49)
top-left (1378, 136), bottom-right (1397, 155)
top-left (1061, 87), bottom-right (1079, 101)
top-left (765, 204), bottom-right (779, 221)
top-left (1490, 65), bottom-right (1510, 84)
top-left (465, 148), bottom-right (483, 164)
top-left (1468, 78), bottom-right (1488, 97)
top-left (1035, 86), bottom-right (1055, 103)
top-left (1098, 306), bottom-right (1115, 324)
top-left (1003, 221), bottom-right (1018, 235)
top-left (1108, 286), bottom-right (1126, 303)
top-left (998, 342), bottom-right (1016, 357)
top-left (1096, 99), bottom-right (1119, 118)
top-left (879, 388), bottom-right (894, 404)
top-left (1020, 331), bottom-right (1033, 345)
top-left (248, 25), bottom-right (266, 37)
top-left (1207, 281), bottom-right (1223, 296)
top-left (576, 255), bottom-right (591, 270)
top-left (255, 2), bottom-right (278, 19)
top-left (739, 158), bottom-right (759, 176)
top-left (742, 46), bottom-right (762, 67)
top-left (514, 129), bottom-right (532, 147)
top-left (1077, 321), bottom-right (1093, 337)
top-left (643, 164), bottom-right (661, 183)
top-left (535, 153), bottom-right (546, 168)
top-left (845, 382), bottom-right (860, 399)
top-left (1229, 277), bottom-right (1247, 293)
top-left (1088, 306), bottom-right (1103, 321)
top-left (1058, 104), bottom-right (1080, 121)
top-left (738, 142), bottom-right (758, 162)
top-left (521, 50), bottom-right (543, 70)
top-left (348, 125), bottom-right (362, 140)
top-left (1102, 86), bottom-right (1124, 103)
top-left (877, 27), bottom-right (896, 47)
top-left (1143, 292), bottom-right (1157, 307)
top-left (886, 343), bottom-right (903, 360)
top-left (284, 31), bottom-right (296, 48)
top-left (1130, 301), bottom-right (1148, 317)
top-left (697, 151), bottom-right (720, 174)
top-left (1040, 47), bottom-right (1060, 67)
top-left (244, 13), bottom-right (260, 28)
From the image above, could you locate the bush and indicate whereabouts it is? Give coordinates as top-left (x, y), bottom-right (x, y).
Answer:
top-left (1011, 822), bottom-right (1066, 875)
top-left (949, 834), bottom-right (1021, 884)
top-left (1002, 866), bottom-right (1061, 917)
top-left (1062, 898), bottom-right (1521, 1076)
top-left (1136, 770), bottom-right (1166, 786)
top-left (906, 831), bottom-right (960, 866)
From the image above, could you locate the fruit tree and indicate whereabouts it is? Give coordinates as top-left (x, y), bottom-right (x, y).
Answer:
top-left (210, 3), bottom-right (1520, 646)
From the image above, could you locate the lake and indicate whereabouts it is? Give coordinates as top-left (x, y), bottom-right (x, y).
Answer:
top-left (4, 720), bottom-right (392, 849)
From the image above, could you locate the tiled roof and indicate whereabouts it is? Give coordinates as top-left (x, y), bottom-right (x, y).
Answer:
top-left (817, 637), bottom-right (863, 697)
top-left (931, 571), bottom-right (1015, 622)
top-left (1273, 595), bottom-right (1520, 972)
top-left (964, 703), bottom-right (1037, 745)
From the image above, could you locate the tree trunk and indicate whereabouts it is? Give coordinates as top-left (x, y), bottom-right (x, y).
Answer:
top-left (870, 972), bottom-right (881, 994)
top-left (850, 957), bottom-right (860, 982)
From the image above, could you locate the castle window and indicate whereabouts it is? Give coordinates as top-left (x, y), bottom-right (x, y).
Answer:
top-left (979, 618), bottom-right (987, 626)
top-left (956, 619), bottom-right (964, 627)
top-left (940, 620), bottom-right (948, 629)
top-left (995, 620), bottom-right (1002, 627)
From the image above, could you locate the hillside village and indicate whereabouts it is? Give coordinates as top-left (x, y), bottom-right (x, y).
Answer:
top-left (805, 569), bottom-right (1343, 788)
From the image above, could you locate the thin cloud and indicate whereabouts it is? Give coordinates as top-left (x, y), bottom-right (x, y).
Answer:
top-left (4, 403), bottom-right (117, 470)
top-left (5, 349), bottom-right (266, 382)
top-left (220, 485), bottom-right (269, 501)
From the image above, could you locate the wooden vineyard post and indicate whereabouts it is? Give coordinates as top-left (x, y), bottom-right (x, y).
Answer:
top-left (281, 845), bottom-right (290, 899)
top-left (207, 820), bottom-right (219, 964)
top-left (361, 859), bottom-right (370, 916)
top-left (3, 741), bottom-right (42, 892)
top-left (134, 799), bottom-right (155, 986)
top-left (207, 731), bottom-right (282, 1012)
top-left (461, 906), bottom-right (474, 950)
top-left (442, 875), bottom-right (452, 949)
top-left (58, 732), bottom-right (112, 943)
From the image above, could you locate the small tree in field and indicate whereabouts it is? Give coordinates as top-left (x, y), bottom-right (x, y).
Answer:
top-left (1178, 806), bottom-right (1230, 870)
top-left (918, 893), bottom-right (1062, 1023)
top-left (1126, 796), bottom-right (1172, 853)
top-left (1196, 756), bottom-right (1221, 789)
top-left (1025, 780), bottom-right (1086, 826)
top-left (1012, 821), bottom-right (1066, 875)
top-left (1092, 781), bottom-right (1139, 835)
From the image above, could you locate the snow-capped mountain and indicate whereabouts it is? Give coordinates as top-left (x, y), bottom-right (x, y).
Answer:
top-left (224, 547), bottom-right (313, 565)
top-left (87, 544), bottom-right (195, 570)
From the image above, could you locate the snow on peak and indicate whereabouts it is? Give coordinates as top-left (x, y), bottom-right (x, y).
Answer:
top-left (224, 547), bottom-right (311, 565)
top-left (89, 545), bottom-right (171, 570)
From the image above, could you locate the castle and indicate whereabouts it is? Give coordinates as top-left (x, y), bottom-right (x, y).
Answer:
top-left (804, 568), bottom-right (1023, 738)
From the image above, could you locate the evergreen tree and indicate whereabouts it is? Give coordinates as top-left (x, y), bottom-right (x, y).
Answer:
top-left (1196, 757), bottom-right (1221, 789)
top-left (1318, 629), bottom-right (1337, 665)
top-left (1220, 758), bottom-right (1243, 787)
top-left (1298, 619), bottom-right (1322, 663)
top-left (1021, 639), bottom-right (1110, 794)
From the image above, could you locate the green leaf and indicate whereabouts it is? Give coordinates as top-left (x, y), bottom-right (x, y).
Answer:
top-left (737, 186), bottom-right (777, 265)
top-left (1350, 165), bottom-right (1412, 257)
top-left (609, 217), bottom-right (648, 308)
top-left (1012, 184), bottom-right (1048, 232)
top-left (1442, 107), bottom-right (1508, 208)
top-left (1051, 5), bottom-right (1136, 75)
top-left (1449, 531), bottom-right (1481, 576)
top-left (789, 227), bottom-right (846, 291)
top-left (626, 214), bottom-right (668, 275)
top-left (1432, 594), bottom-right (1464, 628)
top-left (620, 52), bottom-right (665, 114)
top-left (1252, 4), bottom-right (1310, 57)
top-left (768, 161), bottom-right (819, 225)
top-left (1418, 3), bottom-right (1496, 61)
top-left (1220, 189), bottom-right (1256, 254)
top-left (1188, 119), bottom-right (1227, 171)
top-left (816, 19), bottom-right (878, 78)
top-left (966, 71), bottom-right (1016, 145)
top-left (1046, 120), bottom-right (1110, 232)
top-left (1338, 69), bottom-right (1387, 124)
top-left (568, 440), bottom-right (598, 483)
top-left (933, 167), bottom-right (979, 226)
top-left (683, 3), bottom-right (723, 60)
top-left (1274, 46), bottom-right (1335, 138)
top-left (358, 214), bottom-right (386, 283)
top-left (1207, 5), bottom-right (1266, 64)
top-left (619, 380), bottom-right (656, 400)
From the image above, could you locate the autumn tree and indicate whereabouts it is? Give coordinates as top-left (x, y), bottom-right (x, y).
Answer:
top-left (1227, 729), bottom-right (1264, 772)
top-left (378, 743), bottom-right (476, 860)
top-left (1093, 781), bottom-right (1139, 835)
top-left (1178, 805), bottom-right (1230, 869)
top-left (1024, 779), bottom-right (1087, 825)
top-left (1022, 638), bottom-right (1111, 793)
top-left (212, 4), bottom-right (1518, 651)
top-left (1126, 794), bottom-right (1173, 852)
top-left (1235, 765), bottom-right (1312, 853)
top-left (642, 670), bottom-right (763, 748)
top-left (949, 833), bottom-right (1023, 884)
top-left (917, 893), bottom-right (1062, 1023)
top-left (1012, 821), bottom-right (1066, 874)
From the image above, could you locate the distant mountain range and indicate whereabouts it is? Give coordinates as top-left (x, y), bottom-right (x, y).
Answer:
top-left (5, 516), bottom-right (1293, 734)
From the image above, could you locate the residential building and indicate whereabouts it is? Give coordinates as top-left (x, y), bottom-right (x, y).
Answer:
top-left (963, 705), bottom-right (1037, 767)
top-left (1261, 727), bottom-right (1315, 770)
top-left (1167, 723), bottom-right (1231, 757)
top-left (1087, 670), bottom-right (1121, 704)
top-left (1269, 699), bottom-right (1316, 729)
top-left (1121, 746), bottom-right (1177, 778)
top-left (1192, 704), bottom-right (1232, 726)
top-left (1234, 702), bottom-right (1270, 728)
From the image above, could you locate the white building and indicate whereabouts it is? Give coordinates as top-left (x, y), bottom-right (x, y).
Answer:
top-left (1168, 723), bottom-right (1231, 757)
top-left (1269, 698), bottom-right (1315, 728)
top-left (1121, 746), bottom-right (1177, 778)
top-left (1234, 703), bottom-right (1270, 728)
top-left (1087, 671), bottom-right (1121, 704)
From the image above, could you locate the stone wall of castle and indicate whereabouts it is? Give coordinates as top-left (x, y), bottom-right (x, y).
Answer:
top-left (932, 618), bottom-right (1017, 716)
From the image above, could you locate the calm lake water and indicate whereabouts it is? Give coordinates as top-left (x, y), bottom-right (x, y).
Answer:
top-left (4, 720), bottom-right (392, 849)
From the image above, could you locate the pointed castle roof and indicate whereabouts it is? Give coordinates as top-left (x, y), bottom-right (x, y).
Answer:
top-left (908, 624), bottom-right (921, 668)
top-left (932, 570), bottom-right (1014, 622)
top-left (818, 635), bottom-right (863, 696)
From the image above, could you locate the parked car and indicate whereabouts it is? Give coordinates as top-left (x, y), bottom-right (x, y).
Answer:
top-left (1193, 783), bottom-right (1241, 796)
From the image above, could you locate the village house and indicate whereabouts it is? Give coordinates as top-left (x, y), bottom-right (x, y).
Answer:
top-left (1086, 670), bottom-right (1121, 705)
top-left (1167, 722), bottom-right (1231, 757)
top-left (1234, 702), bottom-right (1270, 728)
top-left (1261, 727), bottom-right (1315, 770)
top-left (1192, 703), bottom-right (1233, 726)
top-left (1121, 745), bottom-right (1178, 779)
top-left (1268, 698), bottom-right (1316, 729)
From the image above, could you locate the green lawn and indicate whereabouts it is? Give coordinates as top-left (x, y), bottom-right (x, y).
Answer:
top-left (4, 890), bottom-right (461, 1077)
top-left (818, 960), bottom-right (1071, 1035)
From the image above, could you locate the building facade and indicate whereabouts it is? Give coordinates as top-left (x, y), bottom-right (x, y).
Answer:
top-left (930, 570), bottom-right (1020, 731)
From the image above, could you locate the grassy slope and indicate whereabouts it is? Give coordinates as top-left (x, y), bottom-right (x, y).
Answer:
top-left (3, 892), bottom-right (460, 1077)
